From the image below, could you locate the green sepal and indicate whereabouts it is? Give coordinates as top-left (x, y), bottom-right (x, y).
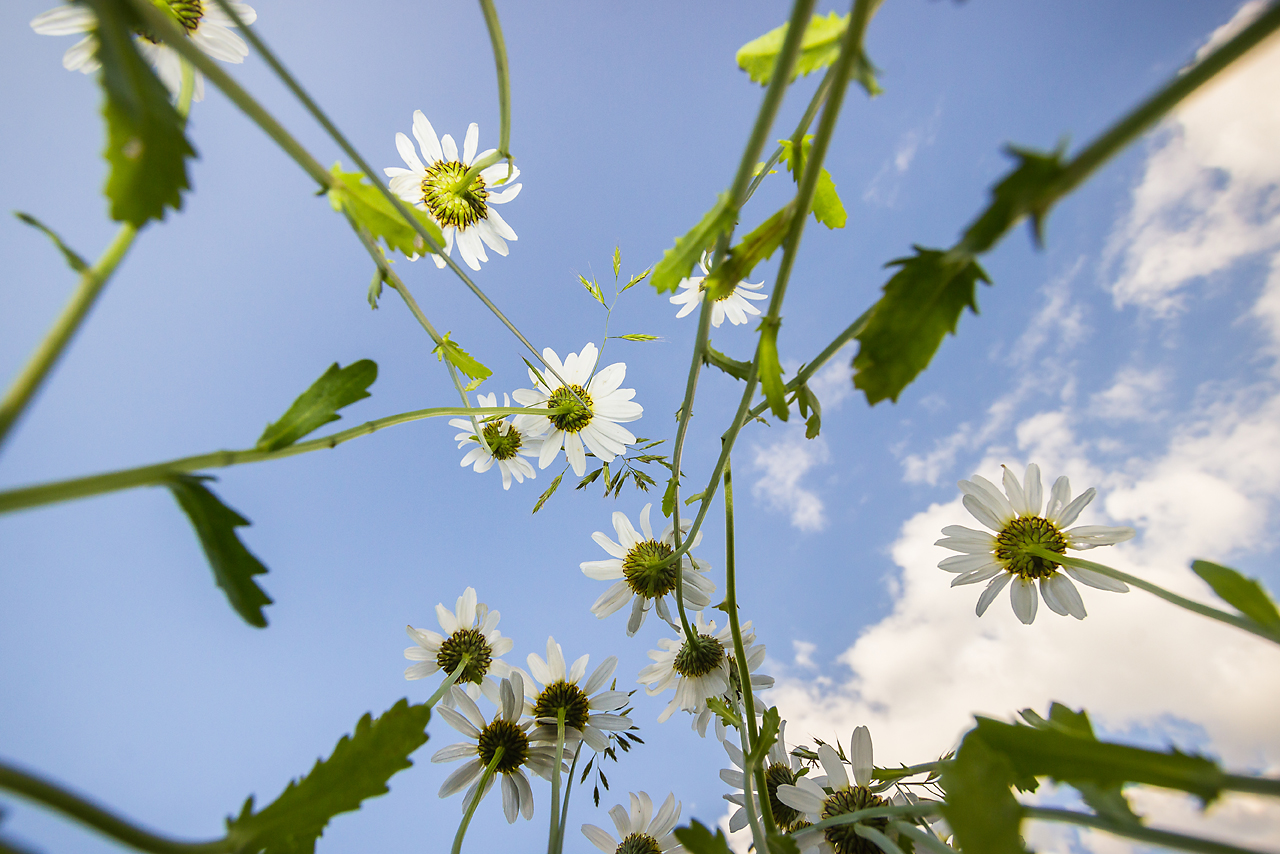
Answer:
top-left (703, 344), bottom-right (753, 382)
top-left (650, 193), bottom-right (734, 294)
top-left (15, 212), bottom-right (89, 272)
top-left (225, 699), bottom-right (431, 854)
top-left (939, 731), bottom-right (1029, 854)
top-left (84, 0), bottom-right (196, 226)
top-left (165, 475), bottom-right (272, 628)
top-left (757, 317), bottom-right (788, 420)
top-left (960, 145), bottom-right (1067, 254)
top-left (779, 137), bottom-right (847, 229)
top-left (674, 820), bottom-right (733, 854)
top-left (704, 204), bottom-right (792, 302)
top-left (532, 473), bottom-right (563, 514)
top-left (327, 165), bottom-right (444, 261)
top-left (1192, 560), bottom-right (1280, 633)
top-left (432, 333), bottom-right (492, 391)
top-left (257, 361), bottom-right (377, 452)
top-left (852, 247), bottom-right (991, 405)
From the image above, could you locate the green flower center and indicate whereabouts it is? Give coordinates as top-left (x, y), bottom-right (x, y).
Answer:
top-left (482, 421), bottom-right (521, 461)
top-left (547, 385), bottom-right (593, 433)
top-left (615, 832), bottom-right (662, 854)
top-left (673, 633), bottom-right (724, 678)
top-left (821, 786), bottom-right (889, 854)
top-left (766, 762), bottom-right (803, 829)
top-left (994, 515), bottom-right (1069, 579)
top-left (476, 718), bottom-right (529, 775)
top-left (138, 0), bottom-right (204, 41)
top-left (436, 628), bottom-right (493, 686)
top-left (420, 160), bottom-right (488, 230)
top-left (532, 680), bottom-right (591, 732)
top-left (622, 540), bottom-right (678, 599)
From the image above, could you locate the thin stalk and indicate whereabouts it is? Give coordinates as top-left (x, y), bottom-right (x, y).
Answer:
top-left (873, 759), bottom-right (947, 781)
top-left (451, 748), bottom-right (504, 854)
top-left (740, 747), bottom-right (769, 854)
top-left (0, 404), bottom-right (566, 515)
top-left (888, 821), bottom-right (957, 854)
top-left (1024, 806), bottom-right (1270, 854)
top-left (1222, 773), bottom-right (1280, 798)
top-left (425, 657), bottom-right (471, 708)
top-left (809, 802), bottom-right (939, 833)
top-left (743, 64), bottom-right (837, 204)
top-left (477, 0), bottom-right (513, 158)
top-left (547, 709), bottom-right (567, 854)
top-left (1029, 549), bottom-right (1280, 646)
top-left (554, 748), bottom-right (582, 854)
top-left (0, 761), bottom-right (228, 854)
top-left (855, 824), bottom-right (905, 854)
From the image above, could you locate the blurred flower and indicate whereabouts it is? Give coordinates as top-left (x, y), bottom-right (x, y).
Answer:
top-left (384, 111), bottom-right (519, 271)
top-left (518, 636), bottom-right (633, 752)
top-left (638, 612), bottom-right (743, 723)
top-left (31, 1), bottom-right (256, 102)
top-left (936, 464), bottom-right (1134, 625)
top-left (449, 393), bottom-right (541, 490)
top-left (669, 252), bottom-right (768, 327)
top-left (404, 587), bottom-right (514, 703)
top-left (581, 503), bottom-right (714, 636)
top-left (513, 343), bottom-right (642, 477)
top-left (582, 791), bottom-right (687, 854)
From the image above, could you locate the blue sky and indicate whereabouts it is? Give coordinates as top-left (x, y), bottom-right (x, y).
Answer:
top-left (2, 2), bottom-right (1278, 853)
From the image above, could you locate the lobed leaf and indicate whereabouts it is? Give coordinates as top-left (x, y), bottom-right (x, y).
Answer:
top-left (757, 317), bottom-right (789, 420)
top-left (225, 699), bottom-right (431, 854)
top-left (1192, 560), bottom-right (1280, 633)
top-left (674, 821), bottom-right (733, 854)
top-left (852, 247), bottom-right (990, 405)
top-left (704, 205), bottom-right (792, 301)
top-left (939, 732), bottom-right (1029, 854)
top-left (736, 12), bottom-right (849, 86)
top-left (650, 193), bottom-right (734, 294)
top-left (85, 0), bottom-right (196, 226)
top-left (257, 361), bottom-right (377, 452)
top-left (432, 333), bottom-right (492, 391)
top-left (779, 137), bottom-right (847, 229)
top-left (15, 212), bottom-right (89, 272)
top-left (327, 166), bottom-right (444, 261)
top-left (166, 475), bottom-right (272, 628)
top-left (960, 145), bottom-right (1067, 254)
top-left (703, 344), bottom-right (753, 382)
top-left (748, 707), bottom-right (782, 767)
top-left (1020, 705), bottom-right (1141, 826)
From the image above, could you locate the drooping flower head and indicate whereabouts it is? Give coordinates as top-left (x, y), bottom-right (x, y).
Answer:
top-left (581, 504), bottom-right (715, 636)
top-left (31, 1), bottom-right (257, 101)
top-left (692, 632), bottom-right (772, 740)
top-left (669, 252), bottom-right (768, 327)
top-left (581, 792), bottom-right (687, 854)
top-left (404, 587), bottom-right (514, 702)
top-left (638, 612), bottom-right (747, 723)
top-left (778, 727), bottom-right (895, 854)
top-left (513, 343), bottom-right (642, 477)
top-left (936, 464), bottom-right (1134, 624)
top-left (449, 392), bottom-right (542, 490)
top-left (518, 636), bottom-right (633, 753)
top-left (384, 110), bottom-right (520, 271)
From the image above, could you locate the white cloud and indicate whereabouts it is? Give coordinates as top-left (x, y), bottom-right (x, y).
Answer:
top-left (751, 429), bottom-right (830, 531)
top-left (863, 107), bottom-right (942, 207)
top-left (792, 639), bottom-right (818, 669)
top-left (1089, 367), bottom-right (1169, 420)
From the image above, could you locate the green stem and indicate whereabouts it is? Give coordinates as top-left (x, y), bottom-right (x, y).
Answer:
top-left (1024, 806), bottom-right (1271, 854)
top-left (1222, 773), bottom-right (1280, 798)
top-left (743, 63), bottom-right (837, 205)
top-left (0, 404), bottom-right (563, 515)
top-left (554, 747), bottom-right (582, 854)
top-left (0, 760), bottom-right (228, 854)
top-left (740, 742), bottom-right (768, 854)
top-left (809, 802), bottom-right (939, 832)
top-left (547, 709), bottom-right (567, 854)
top-left (477, 0), bottom-right (513, 159)
top-left (425, 658), bottom-right (471, 708)
top-left (1029, 549), bottom-right (1280, 646)
top-left (855, 824), bottom-right (906, 854)
top-left (888, 821), bottom-right (957, 854)
top-left (451, 748), bottom-right (504, 854)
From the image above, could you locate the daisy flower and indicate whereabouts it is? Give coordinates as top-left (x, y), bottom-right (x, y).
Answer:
top-left (692, 632), bottom-right (773, 740)
top-left (31, 1), bottom-right (257, 102)
top-left (580, 503), bottom-right (715, 636)
top-left (517, 636), bottom-right (633, 753)
top-left (936, 464), bottom-right (1135, 625)
top-left (449, 393), bottom-right (541, 490)
top-left (722, 721), bottom-right (816, 833)
top-left (638, 612), bottom-right (750, 723)
top-left (582, 791), bottom-right (687, 854)
top-left (404, 587), bottom-right (514, 703)
top-left (384, 110), bottom-right (520, 271)
top-left (432, 673), bottom-right (563, 823)
top-left (513, 342), bottom-right (642, 477)
top-left (668, 252), bottom-right (768, 327)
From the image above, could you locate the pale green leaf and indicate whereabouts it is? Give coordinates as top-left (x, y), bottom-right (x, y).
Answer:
top-left (650, 194), bottom-right (734, 294)
top-left (1192, 560), bottom-right (1280, 633)
top-left (940, 732), bottom-right (1029, 854)
top-left (757, 317), bottom-right (788, 420)
top-left (328, 165), bottom-right (444, 261)
top-left (432, 333), bottom-right (492, 386)
top-left (674, 821), bottom-right (733, 854)
top-left (779, 137), bottom-right (847, 229)
top-left (737, 11), bottom-right (848, 86)
top-left (704, 205), bottom-right (792, 301)
top-left (257, 361), bottom-right (377, 452)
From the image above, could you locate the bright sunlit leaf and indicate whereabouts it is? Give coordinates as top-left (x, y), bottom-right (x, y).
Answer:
top-left (650, 193), bottom-right (734, 294)
top-left (328, 165), bottom-right (444, 261)
top-left (432, 333), bottom-right (492, 389)
top-left (737, 11), bottom-right (848, 86)
top-left (779, 136), bottom-right (847, 229)
top-left (1191, 560), bottom-right (1280, 633)
top-left (757, 317), bottom-right (788, 420)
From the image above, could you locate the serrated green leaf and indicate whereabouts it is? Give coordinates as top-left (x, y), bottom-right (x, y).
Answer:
top-left (737, 12), bottom-right (848, 86)
top-left (257, 361), bottom-right (377, 452)
top-left (532, 473), bottom-right (563, 514)
top-left (852, 247), bottom-right (991, 405)
top-left (940, 732), bottom-right (1029, 854)
top-left (1024, 705), bottom-right (1141, 826)
top-left (226, 699), bottom-right (431, 854)
top-left (367, 269), bottom-right (384, 310)
top-left (704, 205), bottom-right (792, 301)
top-left (432, 333), bottom-right (492, 387)
top-left (960, 145), bottom-right (1067, 254)
top-left (748, 707), bottom-right (781, 766)
top-left (651, 193), bottom-right (734, 294)
top-left (86, 0), bottom-right (195, 226)
top-left (15, 212), bottom-right (89, 272)
top-left (166, 475), bottom-right (272, 628)
top-left (757, 317), bottom-right (788, 420)
top-left (615, 334), bottom-right (659, 342)
top-left (779, 137), bottom-right (847, 229)
top-left (327, 165), bottom-right (444, 261)
top-left (1192, 560), bottom-right (1280, 632)
top-left (674, 821), bottom-right (733, 854)
top-left (703, 344), bottom-right (753, 382)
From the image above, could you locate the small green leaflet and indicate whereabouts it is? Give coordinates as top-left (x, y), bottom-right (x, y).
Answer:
top-left (432, 333), bottom-right (492, 391)
top-left (15, 212), bottom-right (89, 272)
top-left (225, 699), bottom-right (431, 854)
top-left (327, 165), bottom-right (444, 261)
top-left (673, 821), bottom-right (733, 854)
top-left (532, 473), bottom-right (563, 514)
top-left (257, 361), bottom-right (377, 452)
top-left (1191, 560), bottom-right (1280, 635)
top-left (650, 193), bottom-right (734, 294)
top-left (703, 344), bottom-right (752, 382)
top-left (779, 136), bottom-right (847, 229)
top-left (166, 475), bottom-right (272, 628)
top-left (960, 145), bottom-right (1068, 254)
top-left (736, 11), bottom-right (849, 86)
top-left (661, 477), bottom-right (678, 518)
top-left (852, 247), bottom-right (991, 405)
top-left (796, 382), bottom-right (822, 439)
top-left (757, 317), bottom-right (788, 420)
top-left (703, 205), bottom-right (792, 302)
top-left (367, 269), bottom-right (385, 310)
top-left (85, 0), bottom-right (196, 226)
top-left (747, 707), bottom-right (781, 766)
top-left (940, 732), bottom-right (1029, 854)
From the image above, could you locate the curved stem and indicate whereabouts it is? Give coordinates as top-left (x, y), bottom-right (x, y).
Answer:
top-left (451, 748), bottom-right (504, 854)
top-left (0, 761), bottom-right (228, 854)
top-left (809, 802), bottom-right (939, 832)
top-left (1222, 773), bottom-right (1280, 798)
top-left (547, 709), bottom-right (567, 854)
top-left (1024, 806), bottom-right (1270, 854)
top-left (425, 657), bottom-right (471, 709)
top-left (554, 747), bottom-right (582, 854)
top-left (477, 0), bottom-right (512, 159)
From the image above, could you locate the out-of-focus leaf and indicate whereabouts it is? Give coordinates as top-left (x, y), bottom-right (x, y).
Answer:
top-left (15, 212), bottom-right (89, 272)
top-left (768, 833), bottom-right (801, 854)
top-left (779, 137), bottom-right (847, 229)
top-left (758, 317), bottom-right (788, 420)
top-left (85, 0), bottom-right (195, 225)
top-left (432, 333), bottom-right (491, 391)
top-left (852, 247), bottom-right (991, 405)
top-left (674, 821), bottom-right (733, 854)
top-left (940, 732), bottom-right (1029, 854)
top-left (737, 11), bottom-right (848, 86)
top-left (1192, 560), bottom-right (1280, 632)
top-left (703, 344), bottom-right (753, 382)
top-left (328, 165), bottom-right (444, 261)
top-left (367, 269), bottom-right (385, 310)
top-left (257, 361), bottom-right (377, 452)
top-left (650, 193), bottom-right (734, 294)
top-left (166, 475), bottom-right (272, 628)
top-left (797, 383), bottom-right (822, 439)
top-left (225, 699), bottom-right (431, 854)
top-left (960, 146), bottom-right (1067, 254)
top-left (532, 473), bottom-right (563, 514)
top-left (704, 205), bottom-right (791, 301)
top-left (1020, 705), bottom-right (1141, 826)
